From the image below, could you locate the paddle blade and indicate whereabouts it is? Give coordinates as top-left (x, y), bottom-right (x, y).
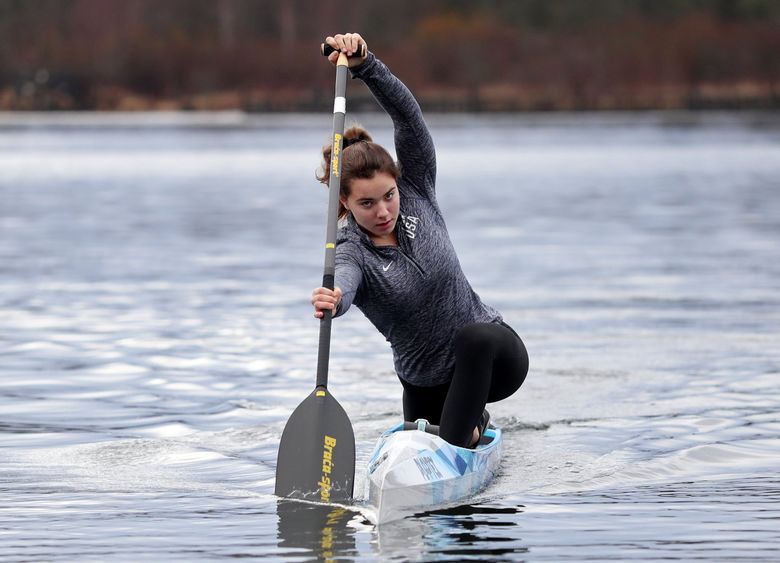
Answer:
top-left (275, 387), bottom-right (355, 502)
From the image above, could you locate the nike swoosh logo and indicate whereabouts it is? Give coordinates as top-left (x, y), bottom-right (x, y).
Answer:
top-left (382, 262), bottom-right (393, 272)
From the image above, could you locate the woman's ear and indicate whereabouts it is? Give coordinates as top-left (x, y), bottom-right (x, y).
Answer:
top-left (339, 195), bottom-right (349, 212)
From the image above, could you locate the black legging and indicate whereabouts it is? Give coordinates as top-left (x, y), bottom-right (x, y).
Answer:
top-left (400, 321), bottom-right (529, 447)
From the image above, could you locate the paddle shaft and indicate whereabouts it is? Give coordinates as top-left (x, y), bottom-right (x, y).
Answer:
top-left (316, 52), bottom-right (349, 389)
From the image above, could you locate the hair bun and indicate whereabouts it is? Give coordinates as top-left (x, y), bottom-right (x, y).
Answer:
top-left (343, 125), bottom-right (372, 149)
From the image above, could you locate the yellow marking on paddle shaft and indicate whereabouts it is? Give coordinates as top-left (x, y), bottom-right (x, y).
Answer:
top-left (318, 435), bottom-right (337, 502)
top-left (316, 390), bottom-right (326, 396)
top-left (331, 133), bottom-right (341, 177)
top-left (325, 243), bottom-right (335, 250)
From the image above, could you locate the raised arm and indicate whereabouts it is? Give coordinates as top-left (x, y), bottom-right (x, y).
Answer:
top-left (350, 52), bottom-right (437, 201)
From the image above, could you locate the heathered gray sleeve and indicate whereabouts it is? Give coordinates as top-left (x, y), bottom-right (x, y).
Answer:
top-left (333, 242), bottom-right (363, 318)
top-left (350, 53), bottom-right (437, 200)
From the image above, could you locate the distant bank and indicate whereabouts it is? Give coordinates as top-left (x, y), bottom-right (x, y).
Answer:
top-left (1, 82), bottom-right (777, 113)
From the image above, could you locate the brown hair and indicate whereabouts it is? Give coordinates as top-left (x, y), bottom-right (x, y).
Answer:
top-left (316, 125), bottom-right (400, 219)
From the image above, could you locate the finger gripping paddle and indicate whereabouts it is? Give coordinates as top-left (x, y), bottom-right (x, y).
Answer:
top-left (274, 51), bottom-right (355, 502)
top-left (321, 43), bottom-right (367, 58)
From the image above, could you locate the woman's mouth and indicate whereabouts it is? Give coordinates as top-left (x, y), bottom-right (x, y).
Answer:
top-left (376, 219), bottom-right (393, 230)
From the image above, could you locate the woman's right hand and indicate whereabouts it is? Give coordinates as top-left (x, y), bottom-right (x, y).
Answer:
top-left (311, 286), bottom-right (343, 318)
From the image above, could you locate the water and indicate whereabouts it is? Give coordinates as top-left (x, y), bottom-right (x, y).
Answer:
top-left (1, 110), bottom-right (779, 561)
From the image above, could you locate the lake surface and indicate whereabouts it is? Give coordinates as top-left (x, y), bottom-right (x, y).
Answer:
top-left (1, 110), bottom-right (779, 561)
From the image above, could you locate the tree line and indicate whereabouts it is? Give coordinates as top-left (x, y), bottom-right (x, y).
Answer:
top-left (1, 0), bottom-right (778, 111)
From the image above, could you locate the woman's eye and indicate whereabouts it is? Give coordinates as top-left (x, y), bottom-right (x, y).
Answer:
top-left (385, 191), bottom-right (395, 200)
top-left (361, 201), bottom-right (372, 208)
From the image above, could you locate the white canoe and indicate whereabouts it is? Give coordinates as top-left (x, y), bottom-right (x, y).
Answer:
top-left (365, 420), bottom-right (503, 524)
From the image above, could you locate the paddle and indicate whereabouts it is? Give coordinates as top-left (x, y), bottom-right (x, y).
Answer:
top-left (274, 43), bottom-right (365, 503)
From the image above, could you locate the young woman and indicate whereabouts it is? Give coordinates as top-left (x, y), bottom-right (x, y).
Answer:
top-left (312, 33), bottom-right (529, 448)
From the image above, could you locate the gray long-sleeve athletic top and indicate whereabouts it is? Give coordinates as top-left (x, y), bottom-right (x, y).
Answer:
top-left (334, 52), bottom-right (502, 387)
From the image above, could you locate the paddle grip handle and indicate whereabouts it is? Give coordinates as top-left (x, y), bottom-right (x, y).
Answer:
top-left (321, 43), bottom-right (367, 58)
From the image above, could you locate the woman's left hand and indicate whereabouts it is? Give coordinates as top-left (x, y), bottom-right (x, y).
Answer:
top-left (324, 33), bottom-right (368, 68)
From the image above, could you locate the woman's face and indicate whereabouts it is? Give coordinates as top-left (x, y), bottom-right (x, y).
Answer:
top-left (341, 172), bottom-right (400, 241)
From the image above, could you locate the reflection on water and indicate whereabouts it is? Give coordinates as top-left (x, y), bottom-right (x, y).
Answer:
top-left (1, 111), bottom-right (779, 560)
top-left (385, 504), bottom-right (529, 561)
top-left (276, 501), bottom-right (360, 561)
top-left (274, 500), bottom-right (531, 562)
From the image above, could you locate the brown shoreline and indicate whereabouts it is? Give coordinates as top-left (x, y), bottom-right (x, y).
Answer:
top-left (2, 81), bottom-right (777, 113)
